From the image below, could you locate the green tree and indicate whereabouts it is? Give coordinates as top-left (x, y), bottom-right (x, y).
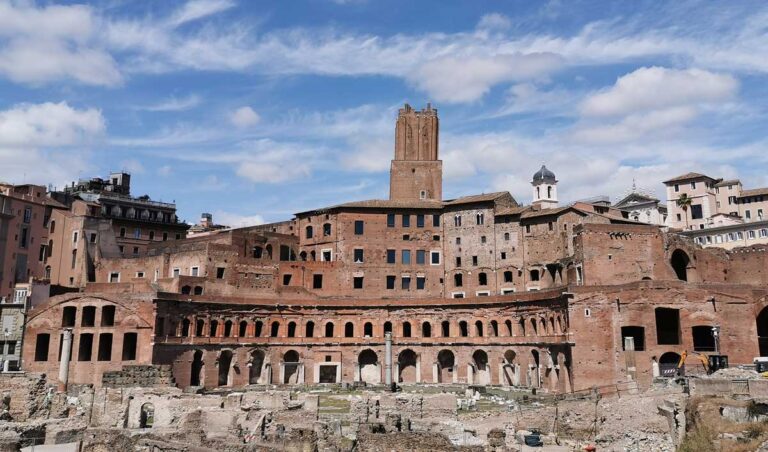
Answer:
top-left (676, 193), bottom-right (692, 229)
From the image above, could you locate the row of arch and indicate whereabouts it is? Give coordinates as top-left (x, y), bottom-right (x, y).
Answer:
top-left (184, 346), bottom-right (572, 391)
top-left (163, 313), bottom-right (568, 340)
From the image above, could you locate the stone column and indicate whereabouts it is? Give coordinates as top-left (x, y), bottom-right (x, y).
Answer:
top-left (58, 329), bottom-right (73, 392)
top-left (467, 364), bottom-right (474, 385)
top-left (384, 332), bottom-right (392, 386)
top-left (432, 362), bottom-right (439, 383)
top-left (415, 354), bottom-right (421, 383)
top-left (624, 337), bottom-right (637, 381)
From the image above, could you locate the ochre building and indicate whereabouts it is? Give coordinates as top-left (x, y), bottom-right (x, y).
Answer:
top-left (22, 105), bottom-right (768, 394)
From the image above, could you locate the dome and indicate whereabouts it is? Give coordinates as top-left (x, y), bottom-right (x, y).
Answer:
top-left (533, 165), bottom-right (556, 183)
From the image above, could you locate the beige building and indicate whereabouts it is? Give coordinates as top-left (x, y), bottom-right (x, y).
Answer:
top-left (664, 172), bottom-right (768, 237)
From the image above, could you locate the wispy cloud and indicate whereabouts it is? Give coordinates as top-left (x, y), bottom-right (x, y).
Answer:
top-left (139, 94), bottom-right (201, 112)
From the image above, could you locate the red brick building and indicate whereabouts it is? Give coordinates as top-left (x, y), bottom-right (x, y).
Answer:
top-left (20, 104), bottom-right (768, 394)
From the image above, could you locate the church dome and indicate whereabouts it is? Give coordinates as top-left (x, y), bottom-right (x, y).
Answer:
top-left (533, 165), bottom-right (556, 183)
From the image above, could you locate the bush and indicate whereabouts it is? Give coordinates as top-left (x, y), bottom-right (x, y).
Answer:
top-left (678, 425), bottom-right (716, 452)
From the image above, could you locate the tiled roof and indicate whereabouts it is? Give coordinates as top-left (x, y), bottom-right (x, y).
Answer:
top-left (495, 206), bottom-right (532, 216)
top-left (715, 179), bottom-right (741, 187)
top-left (520, 206), bottom-right (575, 219)
top-left (296, 199), bottom-right (442, 215)
top-left (738, 187), bottom-right (768, 198)
top-left (443, 192), bottom-right (511, 205)
top-left (662, 172), bottom-right (717, 184)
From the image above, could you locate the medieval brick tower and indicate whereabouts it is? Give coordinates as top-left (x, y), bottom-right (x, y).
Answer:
top-left (389, 103), bottom-right (443, 201)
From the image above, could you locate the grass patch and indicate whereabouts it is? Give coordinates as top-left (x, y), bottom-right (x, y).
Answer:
top-left (318, 395), bottom-right (351, 414)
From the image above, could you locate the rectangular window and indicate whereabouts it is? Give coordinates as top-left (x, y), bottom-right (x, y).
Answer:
top-left (416, 250), bottom-right (426, 264)
top-left (283, 274), bottom-right (292, 285)
top-left (353, 248), bottom-right (364, 263)
top-left (73, 231), bottom-right (78, 244)
top-left (387, 214), bottom-right (395, 227)
top-left (101, 306), bottom-right (115, 326)
top-left (621, 326), bottom-right (645, 351)
top-left (416, 276), bottom-right (425, 290)
top-left (432, 214), bottom-right (440, 227)
top-left (353, 276), bottom-right (364, 289)
top-left (191, 266), bottom-right (199, 277)
top-left (313, 274), bottom-right (323, 289)
top-left (655, 308), bottom-right (681, 345)
top-left (676, 213), bottom-right (682, 221)
top-left (132, 247), bottom-right (139, 256)
top-left (71, 250), bottom-right (77, 269)
top-left (34, 334), bottom-right (50, 361)
top-left (162, 232), bottom-right (168, 241)
top-left (23, 207), bottom-right (31, 223)
top-left (481, 235), bottom-right (487, 244)
top-left (548, 222), bottom-right (554, 231)
top-left (82, 306), bottom-right (96, 327)
top-left (430, 251), bottom-right (440, 265)
top-left (121, 333), bottom-right (137, 361)
top-left (402, 215), bottom-right (410, 227)
top-left (525, 225), bottom-right (531, 234)
top-left (89, 233), bottom-right (97, 243)
top-left (149, 231), bottom-right (155, 240)
top-left (472, 256), bottom-right (478, 266)
top-left (690, 204), bottom-right (703, 220)
top-left (501, 252), bottom-right (507, 260)
top-left (97, 333), bottom-right (113, 361)
top-left (322, 250), bottom-right (332, 261)
top-left (134, 228), bottom-right (141, 239)
top-left (746, 210), bottom-right (752, 220)
top-left (691, 181), bottom-right (696, 189)
top-left (387, 249), bottom-right (396, 264)
top-left (216, 267), bottom-right (225, 279)
top-left (386, 275), bottom-right (396, 289)
top-left (173, 268), bottom-right (180, 277)
top-left (19, 227), bottom-right (28, 248)
top-left (402, 250), bottom-right (411, 264)
top-left (456, 257), bottom-right (461, 267)
top-left (78, 333), bottom-right (94, 361)
top-left (416, 214), bottom-right (425, 228)
top-left (674, 184), bottom-right (679, 192)
top-left (401, 275), bottom-right (411, 290)
top-left (119, 228), bottom-right (126, 238)
top-left (354, 220), bottom-right (364, 235)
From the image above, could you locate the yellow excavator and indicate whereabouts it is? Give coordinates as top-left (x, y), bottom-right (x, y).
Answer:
top-left (676, 350), bottom-right (714, 375)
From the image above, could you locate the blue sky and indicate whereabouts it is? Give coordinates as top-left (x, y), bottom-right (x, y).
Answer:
top-left (1, 0), bottom-right (767, 226)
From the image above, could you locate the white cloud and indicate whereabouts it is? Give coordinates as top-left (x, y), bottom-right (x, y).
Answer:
top-left (119, 159), bottom-right (145, 174)
top-left (477, 13), bottom-right (511, 31)
top-left (212, 210), bottom-right (265, 227)
top-left (571, 106), bottom-right (698, 144)
top-left (408, 53), bottom-right (563, 103)
top-left (230, 106), bottom-right (261, 128)
top-left (0, 102), bottom-right (105, 147)
top-left (168, 0), bottom-right (235, 27)
top-left (0, 2), bottom-right (121, 86)
top-left (140, 94), bottom-right (201, 112)
top-left (0, 102), bottom-right (104, 186)
top-left (580, 67), bottom-right (738, 117)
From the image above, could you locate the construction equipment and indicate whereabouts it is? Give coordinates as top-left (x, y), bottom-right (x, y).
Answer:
top-left (677, 351), bottom-right (728, 375)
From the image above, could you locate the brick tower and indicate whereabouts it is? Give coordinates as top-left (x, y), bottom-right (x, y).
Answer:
top-left (389, 103), bottom-right (443, 201)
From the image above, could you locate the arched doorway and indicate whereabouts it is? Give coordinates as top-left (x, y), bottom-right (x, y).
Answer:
top-left (472, 350), bottom-right (490, 385)
top-left (139, 403), bottom-right (154, 428)
top-left (190, 350), bottom-right (204, 387)
top-left (530, 350), bottom-right (541, 388)
top-left (659, 352), bottom-right (682, 377)
top-left (670, 249), bottom-right (690, 281)
top-left (283, 350), bottom-right (300, 384)
top-left (437, 350), bottom-right (455, 383)
top-left (358, 349), bottom-right (379, 384)
top-left (249, 350), bottom-right (266, 384)
top-left (398, 349), bottom-right (417, 383)
top-left (757, 307), bottom-right (768, 356)
top-left (502, 350), bottom-right (517, 386)
top-left (218, 350), bottom-right (233, 386)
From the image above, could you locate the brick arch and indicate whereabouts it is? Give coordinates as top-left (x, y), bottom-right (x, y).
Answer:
top-left (26, 294), bottom-right (153, 329)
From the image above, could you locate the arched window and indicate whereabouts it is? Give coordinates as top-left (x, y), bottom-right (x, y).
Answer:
top-left (422, 322), bottom-right (431, 337)
top-left (504, 319), bottom-right (513, 336)
top-left (299, 251), bottom-right (307, 261)
top-left (384, 321), bottom-right (392, 334)
top-left (196, 319), bottom-right (205, 336)
top-left (459, 321), bottom-right (468, 337)
top-left (323, 223), bottom-right (332, 236)
top-left (475, 320), bottom-right (484, 337)
top-left (671, 249), bottom-right (690, 281)
top-left (253, 246), bottom-right (263, 258)
top-left (254, 320), bottom-right (263, 337)
top-left (490, 320), bottom-right (499, 337)
top-left (441, 321), bottom-right (450, 337)
top-left (209, 320), bottom-right (219, 337)
top-left (239, 320), bottom-right (247, 337)
top-left (478, 272), bottom-right (488, 286)
top-left (402, 322), bottom-right (412, 337)
top-left (182, 319), bottom-right (191, 337)
top-left (536, 186), bottom-right (540, 198)
top-left (49, 220), bottom-right (56, 233)
top-left (364, 322), bottom-right (373, 337)
top-left (270, 321), bottom-right (280, 337)
top-left (193, 286), bottom-right (203, 295)
top-left (265, 244), bottom-right (273, 259)
top-left (181, 285), bottom-right (191, 295)
top-left (305, 225), bottom-right (314, 239)
top-left (345, 322), bottom-right (354, 338)
top-left (310, 250), bottom-right (316, 261)
top-left (325, 322), bottom-right (335, 338)
top-left (503, 271), bottom-right (513, 283)
top-left (287, 321), bottom-right (297, 337)
top-left (547, 186), bottom-right (552, 198)
top-left (223, 320), bottom-right (232, 337)
top-left (305, 321), bottom-right (315, 338)
top-left (140, 403), bottom-right (155, 428)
